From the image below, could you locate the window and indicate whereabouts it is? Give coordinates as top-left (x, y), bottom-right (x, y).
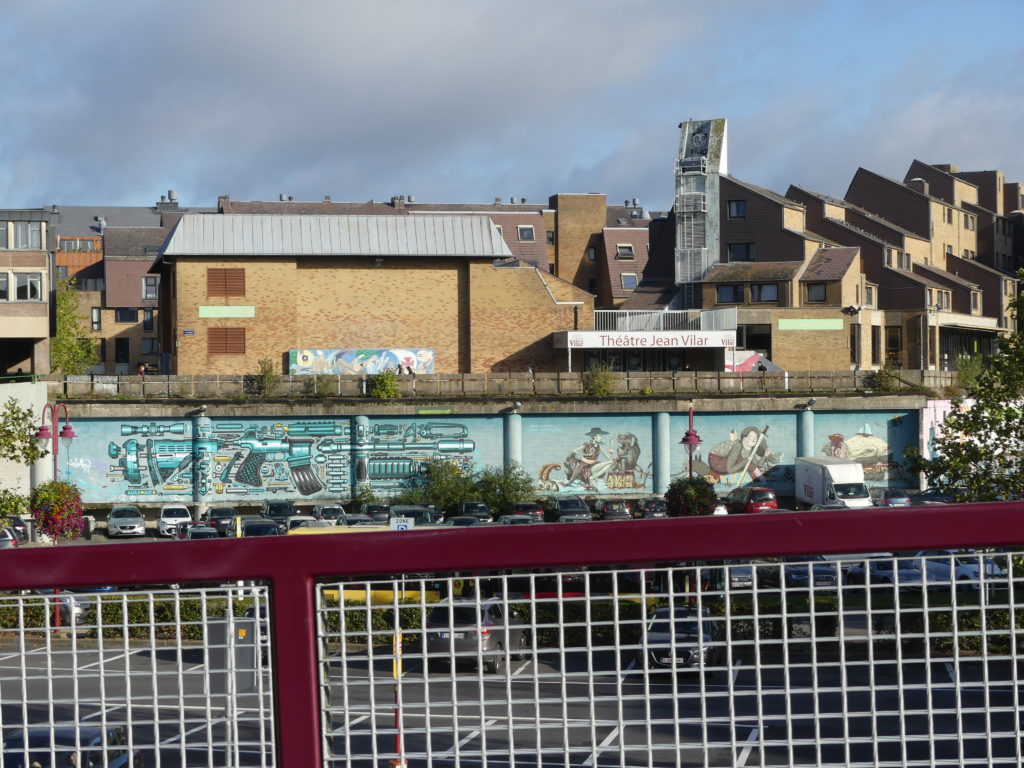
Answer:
top-left (728, 243), bottom-right (756, 262)
top-left (941, 292), bottom-right (950, 310)
top-left (927, 289), bottom-right (934, 307)
top-left (115, 308), bottom-right (139, 323)
top-left (885, 326), bottom-right (902, 365)
top-left (141, 338), bottom-right (159, 355)
top-left (91, 307), bottom-right (101, 331)
top-left (208, 327), bottom-right (246, 354)
top-left (750, 283), bottom-right (778, 302)
top-left (494, 225), bottom-right (502, 236)
top-left (59, 238), bottom-right (95, 252)
top-left (620, 273), bottom-right (638, 290)
top-left (898, 252), bottom-right (911, 270)
top-left (517, 225), bottom-right (535, 242)
top-left (79, 277), bottom-right (105, 291)
top-left (964, 213), bottom-right (975, 231)
top-left (850, 323), bottom-right (861, 365)
top-left (716, 284), bottom-right (743, 303)
top-left (206, 268), bottom-right (246, 298)
top-left (15, 273), bottom-right (41, 300)
top-left (865, 285), bottom-right (874, 306)
top-left (727, 200), bottom-right (747, 218)
top-left (587, 278), bottom-right (597, 293)
top-left (13, 221), bottom-right (42, 249)
top-left (806, 283), bottom-right (826, 303)
top-left (142, 275), bottom-right (159, 300)
top-left (143, 308), bottom-right (154, 331)
top-left (885, 249), bottom-right (894, 267)
top-left (0, 274), bottom-right (6, 300)
top-left (115, 338), bottom-right (130, 364)
top-left (546, 230), bottom-right (555, 246)
top-left (945, 244), bottom-right (953, 256)
top-left (944, 208), bottom-right (953, 224)
top-left (586, 248), bottom-right (596, 261)
top-left (971, 292), bottom-right (979, 312)
top-left (0, 225), bottom-right (6, 249)
top-left (871, 326), bottom-right (881, 366)
top-left (96, 339), bottom-right (106, 363)
top-left (615, 244), bottom-right (635, 259)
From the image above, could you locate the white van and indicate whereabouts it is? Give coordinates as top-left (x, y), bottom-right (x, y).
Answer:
top-left (157, 505), bottom-right (193, 536)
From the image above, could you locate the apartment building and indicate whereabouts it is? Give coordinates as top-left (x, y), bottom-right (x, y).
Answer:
top-left (0, 209), bottom-right (54, 375)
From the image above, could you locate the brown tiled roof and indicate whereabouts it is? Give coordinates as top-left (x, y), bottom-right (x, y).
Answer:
top-left (605, 205), bottom-right (654, 228)
top-left (703, 262), bottom-right (802, 283)
top-left (602, 228), bottom-right (650, 299)
top-left (800, 247), bottom-right (858, 281)
top-left (618, 281), bottom-right (678, 310)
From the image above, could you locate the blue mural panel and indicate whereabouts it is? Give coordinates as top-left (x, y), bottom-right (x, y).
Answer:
top-left (289, 349), bottom-right (435, 375)
top-left (522, 415), bottom-right (654, 496)
top-left (72, 415), bottom-right (503, 505)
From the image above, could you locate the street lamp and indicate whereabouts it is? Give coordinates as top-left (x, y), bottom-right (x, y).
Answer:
top-left (680, 405), bottom-right (702, 479)
top-left (36, 403), bottom-right (75, 480)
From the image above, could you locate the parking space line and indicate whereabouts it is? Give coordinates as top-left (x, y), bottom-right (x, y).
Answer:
top-left (582, 726), bottom-right (620, 766)
top-left (944, 662), bottom-right (956, 682)
top-left (438, 718), bottom-right (498, 758)
top-left (326, 715), bottom-right (370, 735)
top-left (159, 718), bottom-right (226, 745)
top-left (736, 727), bottom-right (759, 766)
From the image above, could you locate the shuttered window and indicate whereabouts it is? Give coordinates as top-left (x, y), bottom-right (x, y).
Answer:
top-left (208, 328), bottom-right (245, 354)
top-left (207, 268), bottom-right (245, 297)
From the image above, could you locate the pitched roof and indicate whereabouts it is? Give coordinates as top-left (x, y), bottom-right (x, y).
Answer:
top-left (725, 176), bottom-right (804, 210)
top-left (915, 262), bottom-right (980, 290)
top-left (703, 262), bottom-right (802, 283)
top-left (102, 227), bottom-right (170, 261)
top-left (53, 205), bottom-right (213, 235)
top-left (602, 228), bottom-right (650, 299)
top-left (162, 214), bottom-right (514, 258)
top-left (800, 247), bottom-right (858, 281)
top-left (617, 281), bottom-right (678, 310)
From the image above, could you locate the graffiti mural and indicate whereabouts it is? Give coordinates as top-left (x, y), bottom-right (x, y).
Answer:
top-left (524, 417), bottom-right (654, 495)
top-left (73, 416), bottom-right (502, 504)
top-left (289, 349), bottom-right (435, 375)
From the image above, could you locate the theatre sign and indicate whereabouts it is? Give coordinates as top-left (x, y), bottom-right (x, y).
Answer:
top-left (553, 330), bottom-right (736, 349)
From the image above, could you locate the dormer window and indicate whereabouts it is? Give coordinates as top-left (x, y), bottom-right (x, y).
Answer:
top-left (615, 244), bottom-right (635, 260)
top-left (620, 273), bottom-right (638, 290)
top-left (517, 225), bottom-right (535, 242)
top-left (806, 283), bottom-right (826, 303)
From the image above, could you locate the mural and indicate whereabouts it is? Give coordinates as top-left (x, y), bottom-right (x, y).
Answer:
top-left (525, 416), bottom-right (653, 495)
top-left (289, 349), bottom-right (435, 375)
top-left (73, 416), bottom-right (502, 504)
top-left (66, 408), bottom-right (920, 505)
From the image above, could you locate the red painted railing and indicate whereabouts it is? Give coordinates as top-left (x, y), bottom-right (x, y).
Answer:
top-left (4, 501), bottom-right (1022, 767)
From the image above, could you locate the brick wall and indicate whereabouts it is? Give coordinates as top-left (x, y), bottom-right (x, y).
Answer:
top-left (550, 194), bottom-right (605, 291)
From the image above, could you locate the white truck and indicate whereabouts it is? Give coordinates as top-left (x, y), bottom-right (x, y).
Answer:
top-left (794, 457), bottom-right (873, 509)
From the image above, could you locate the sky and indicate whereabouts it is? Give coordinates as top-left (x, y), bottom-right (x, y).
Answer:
top-left (2, 0), bottom-right (1022, 212)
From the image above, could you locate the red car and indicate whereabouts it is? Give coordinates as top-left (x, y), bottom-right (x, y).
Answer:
top-left (723, 486), bottom-right (778, 514)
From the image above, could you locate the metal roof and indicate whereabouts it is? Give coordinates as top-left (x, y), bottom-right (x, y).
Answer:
top-left (162, 214), bottom-right (513, 258)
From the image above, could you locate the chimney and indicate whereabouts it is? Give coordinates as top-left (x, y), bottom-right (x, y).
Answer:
top-left (279, 194), bottom-right (287, 202)
top-left (494, 197), bottom-right (502, 205)
top-left (217, 194), bottom-right (230, 211)
top-left (632, 198), bottom-right (639, 207)
top-left (168, 189), bottom-right (178, 202)
top-left (96, 216), bottom-right (106, 233)
top-left (391, 196), bottom-right (405, 209)
top-left (510, 196), bottom-right (515, 204)
top-left (407, 194), bottom-right (415, 203)
top-left (324, 195), bottom-right (332, 203)
top-left (907, 178), bottom-right (929, 196)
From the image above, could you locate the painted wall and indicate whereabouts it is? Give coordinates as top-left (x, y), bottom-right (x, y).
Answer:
top-left (288, 349), bottom-right (435, 375)
top-left (67, 407), bottom-right (918, 505)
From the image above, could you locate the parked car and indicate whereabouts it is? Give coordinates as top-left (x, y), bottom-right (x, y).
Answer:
top-left (593, 499), bottom-right (631, 521)
top-left (723, 486), bottom-right (778, 514)
top-left (361, 503), bottom-right (391, 522)
top-left (261, 499), bottom-right (296, 527)
top-left (35, 586), bottom-right (117, 625)
top-left (637, 498), bottom-right (668, 518)
top-left (540, 496), bottom-right (591, 522)
top-left (457, 502), bottom-right (493, 522)
top-left (0, 526), bottom-right (20, 549)
top-left (843, 555), bottom-right (938, 592)
top-left (913, 487), bottom-right (967, 505)
top-left (507, 501), bottom-right (544, 521)
top-left (6, 516), bottom-right (28, 543)
top-left (869, 487), bottom-right (912, 507)
top-left (758, 555), bottom-right (839, 590)
top-left (497, 515), bottom-right (539, 525)
top-left (157, 504), bottom-right (193, 536)
top-left (389, 505), bottom-right (442, 525)
top-left (424, 598), bottom-right (527, 673)
top-left (173, 520), bottom-right (205, 540)
top-left (285, 515), bottom-right (319, 531)
top-left (242, 519), bottom-right (283, 537)
top-left (204, 505), bottom-right (240, 536)
top-left (312, 504), bottom-right (346, 522)
top-left (445, 516), bottom-right (484, 527)
top-left (639, 606), bottom-right (724, 675)
top-left (336, 512), bottom-right (374, 526)
top-left (106, 505), bottom-right (146, 537)
top-left (227, 514), bottom-right (265, 538)
top-left (911, 549), bottom-right (1008, 591)
top-left (185, 525), bottom-right (220, 540)
top-left (3, 725), bottom-right (139, 767)
top-left (701, 559), bottom-right (755, 591)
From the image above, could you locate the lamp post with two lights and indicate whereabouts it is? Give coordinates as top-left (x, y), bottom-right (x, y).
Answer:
top-left (35, 402), bottom-right (76, 482)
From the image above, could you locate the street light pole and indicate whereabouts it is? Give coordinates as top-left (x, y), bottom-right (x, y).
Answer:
top-left (680, 405), bottom-right (702, 479)
top-left (35, 403), bottom-right (76, 481)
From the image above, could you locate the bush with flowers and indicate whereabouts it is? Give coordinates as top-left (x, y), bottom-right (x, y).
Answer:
top-left (30, 481), bottom-right (85, 541)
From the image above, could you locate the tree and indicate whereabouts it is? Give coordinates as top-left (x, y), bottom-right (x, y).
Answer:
top-left (50, 277), bottom-right (99, 375)
top-left (906, 268), bottom-right (1024, 500)
top-left (474, 463), bottom-right (535, 516)
top-left (416, 458), bottom-right (476, 515)
top-left (0, 396), bottom-right (47, 467)
top-left (664, 476), bottom-right (719, 517)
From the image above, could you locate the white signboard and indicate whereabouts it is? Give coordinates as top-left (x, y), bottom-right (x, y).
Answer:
top-left (389, 517), bottom-right (415, 531)
top-left (553, 331), bottom-right (736, 349)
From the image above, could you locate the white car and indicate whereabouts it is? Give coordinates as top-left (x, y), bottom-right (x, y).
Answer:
top-left (158, 505), bottom-right (193, 536)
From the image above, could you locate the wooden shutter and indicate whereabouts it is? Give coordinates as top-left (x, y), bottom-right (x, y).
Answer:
top-left (207, 268), bottom-right (246, 297)
top-left (208, 328), bottom-right (246, 354)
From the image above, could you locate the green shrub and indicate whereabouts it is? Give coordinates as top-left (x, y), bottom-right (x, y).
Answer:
top-left (582, 361), bottom-right (615, 397)
top-left (302, 374), bottom-right (336, 398)
top-left (246, 359), bottom-right (282, 398)
top-left (368, 370), bottom-right (401, 399)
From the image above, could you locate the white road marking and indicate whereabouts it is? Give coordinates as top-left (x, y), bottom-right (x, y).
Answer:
top-left (159, 719), bottom-right (226, 745)
top-left (326, 715), bottom-right (370, 735)
top-left (945, 662), bottom-right (956, 682)
top-left (438, 718), bottom-right (498, 758)
top-left (736, 727), bottom-right (760, 766)
top-left (582, 725), bottom-right (621, 766)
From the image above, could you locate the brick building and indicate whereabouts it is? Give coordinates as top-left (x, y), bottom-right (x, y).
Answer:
top-left (0, 209), bottom-right (54, 374)
top-left (153, 213), bottom-right (593, 374)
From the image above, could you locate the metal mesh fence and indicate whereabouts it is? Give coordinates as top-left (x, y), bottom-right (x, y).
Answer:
top-left (317, 552), bottom-right (1022, 768)
top-left (0, 584), bottom-right (275, 767)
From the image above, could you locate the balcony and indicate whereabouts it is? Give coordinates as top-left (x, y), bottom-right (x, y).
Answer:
top-left (595, 307), bottom-right (737, 332)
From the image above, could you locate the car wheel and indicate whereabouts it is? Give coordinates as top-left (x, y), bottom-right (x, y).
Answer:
top-left (513, 632), bottom-right (528, 661)
top-left (484, 643), bottom-right (505, 674)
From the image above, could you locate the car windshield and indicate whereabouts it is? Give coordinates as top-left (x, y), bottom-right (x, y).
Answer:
top-left (189, 530), bottom-right (218, 539)
top-left (749, 490), bottom-right (775, 502)
top-left (649, 618), bottom-right (701, 635)
top-left (244, 523), bottom-right (279, 536)
top-left (834, 483), bottom-right (868, 499)
top-left (428, 606), bottom-right (487, 625)
top-left (463, 503), bottom-right (488, 512)
top-left (265, 504), bottom-right (292, 515)
top-left (109, 509), bottom-right (140, 519)
top-left (209, 509), bottom-right (236, 519)
top-left (559, 500), bottom-right (589, 512)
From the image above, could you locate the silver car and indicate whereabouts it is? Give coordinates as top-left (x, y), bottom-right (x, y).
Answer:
top-left (424, 599), bottom-right (527, 674)
top-left (640, 606), bottom-right (725, 675)
top-left (106, 505), bottom-right (146, 537)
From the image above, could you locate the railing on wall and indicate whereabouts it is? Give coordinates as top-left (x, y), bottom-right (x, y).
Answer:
top-left (594, 307), bottom-right (737, 332)
top-left (43, 369), bottom-right (957, 400)
top-left (1, 502), bottom-right (1022, 767)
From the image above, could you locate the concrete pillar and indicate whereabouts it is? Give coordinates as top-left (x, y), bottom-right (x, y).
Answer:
top-left (353, 415), bottom-right (370, 495)
top-left (504, 412), bottom-right (522, 469)
top-left (797, 407), bottom-right (814, 458)
top-left (653, 412), bottom-right (671, 494)
top-left (192, 415), bottom-right (214, 517)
